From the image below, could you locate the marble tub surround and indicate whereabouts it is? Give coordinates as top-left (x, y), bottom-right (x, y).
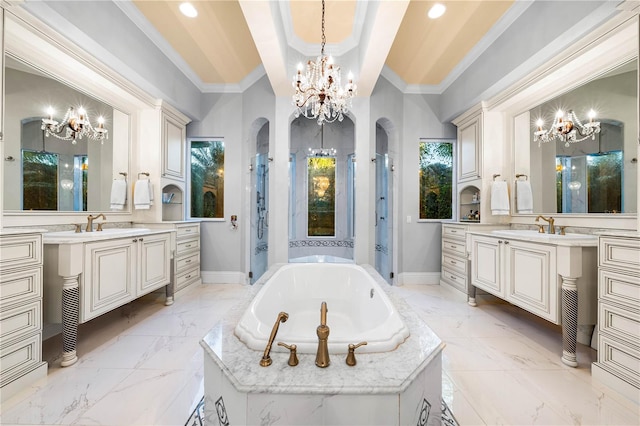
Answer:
top-left (201, 264), bottom-right (444, 425)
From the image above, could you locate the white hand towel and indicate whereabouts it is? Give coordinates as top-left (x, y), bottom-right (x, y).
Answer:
top-left (147, 180), bottom-right (154, 205)
top-left (491, 181), bottom-right (510, 215)
top-left (516, 180), bottom-right (533, 214)
top-left (110, 179), bottom-right (127, 210)
top-left (134, 179), bottom-right (152, 210)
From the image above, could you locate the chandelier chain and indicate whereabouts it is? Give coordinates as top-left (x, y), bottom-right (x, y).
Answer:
top-left (321, 0), bottom-right (326, 56)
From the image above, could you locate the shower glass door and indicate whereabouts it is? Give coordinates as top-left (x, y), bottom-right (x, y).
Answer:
top-left (375, 153), bottom-right (393, 283)
top-left (250, 153), bottom-right (269, 284)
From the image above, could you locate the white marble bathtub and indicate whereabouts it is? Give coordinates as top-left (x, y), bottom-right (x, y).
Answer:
top-left (234, 263), bottom-right (409, 353)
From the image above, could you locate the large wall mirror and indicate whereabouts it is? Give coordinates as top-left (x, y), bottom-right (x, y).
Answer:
top-left (3, 55), bottom-right (130, 213)
top-left (514, 58), bottom-right (638, 215)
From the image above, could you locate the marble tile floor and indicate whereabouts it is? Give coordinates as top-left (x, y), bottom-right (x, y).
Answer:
top-left (1, 282), bottom-right (638, 425)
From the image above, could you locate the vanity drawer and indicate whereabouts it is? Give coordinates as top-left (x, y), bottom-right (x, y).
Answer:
top-left (0, 300), bottom-right (42, 345)
top-left (442, 239), bottom-right (466, 256)
top-left (597, 333), bottom-right (640, 389)
top-left (441, 267), bottom-right (467, 292)
top-left (443, 225), bottom-right (466, 241)
top-left (599, 302), bottom-right (640, 344)
top-left (176, 224), bottom-right (200, 238)
top-left (0, 234), bottom-right (42, 271)
top-left (0, 332), bottom-right (42, 387)
top-left (599, 237), bottom-right (640, 272)
top-left (176, 237), bottom-right (200, 255)
top-left (176, 252), bottom-right (200, 272)
top-left (175, 266), bottom-right (200, 291)
top-left (443, 253), bottom-right (466, 274)
top-left (599, 269), bottom-right (640, 307)
top-left (0, 267), bottom-right (42, 306)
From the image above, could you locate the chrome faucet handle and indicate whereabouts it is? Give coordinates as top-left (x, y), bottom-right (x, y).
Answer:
top-left (346, 341), bottom-right (367, 366)
top-left (277, 342), bottom-right (299, 366)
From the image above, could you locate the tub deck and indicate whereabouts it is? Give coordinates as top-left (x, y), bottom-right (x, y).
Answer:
top-left (200, 264), bottom-right (444, 425)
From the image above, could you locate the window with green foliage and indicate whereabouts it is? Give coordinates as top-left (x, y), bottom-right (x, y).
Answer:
top-left (22, 150), bottom-right (58, 210)
top-left (308, 157), bottom-right (336, 237)
top-left (190, 139), bottom-right (224, 219)
top-left (419, 140), bottom-right (453, 220)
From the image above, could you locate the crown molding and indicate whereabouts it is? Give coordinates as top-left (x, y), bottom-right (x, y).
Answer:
top-left (278, 0), bottom-right (369, 58)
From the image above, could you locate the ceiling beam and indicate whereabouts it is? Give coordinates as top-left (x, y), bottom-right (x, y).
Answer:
top-left (355, 0), bottom-right (409, 97)
top-left (238, 0), bottom-right (291, 97)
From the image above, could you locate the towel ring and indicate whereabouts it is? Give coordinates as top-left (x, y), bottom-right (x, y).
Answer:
top-left (492, 174), bottom-right (501, 181)
top-left (515, 174), bottom-right (528, 180)
top-left (137, 172), bottom-right (150, 178)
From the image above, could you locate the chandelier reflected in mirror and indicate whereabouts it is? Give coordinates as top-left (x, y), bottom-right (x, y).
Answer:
top-left (292, 0), bottom-right (356, 125)
top-left (41, 105), bottom-right (108, 144)
top-left (534, 109), bottom-right (600, 147)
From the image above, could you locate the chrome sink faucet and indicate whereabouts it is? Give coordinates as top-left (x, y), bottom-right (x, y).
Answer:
top-left (86, 213), bottom-right (106, 232)
top-left (535, 215), bottom-right (555, 234)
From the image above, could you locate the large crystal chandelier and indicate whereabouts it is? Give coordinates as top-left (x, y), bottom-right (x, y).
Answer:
top-left (534, 109), bottom-right (600, 147)
top-left (41, 105), bottom-right (108, 144)
top-left (292, 0), bottom-right (356, 125)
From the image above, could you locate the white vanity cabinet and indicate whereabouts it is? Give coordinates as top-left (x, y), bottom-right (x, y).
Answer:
top-left (81, 232), bottom-right (170, 322)
top-left (454, 110), bottom-right (482, 183)
top-left (469, 230), bottom-right (597, 367)
top-left (441, 224), bottom-right (469, 294)
top-left (43, 229), bottom-right (172, 366)
top-left (0, 230), bottom-right (47, 402)
top-left (162, 111), bottom-right (186, 180)
top-left (138, 221), bottom-right (202, 296)
top-left (592, 234), bottom-right (639, 404)
top-left (440, 223), bottom-right (508, 296)
top-left (471, 234), bottom-right (558, 322)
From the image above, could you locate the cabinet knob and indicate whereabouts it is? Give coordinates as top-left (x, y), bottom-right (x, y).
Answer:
top-left (504, 241), bottom-right (509, 245)
top-left (133, 238), bottom-right (138, 242)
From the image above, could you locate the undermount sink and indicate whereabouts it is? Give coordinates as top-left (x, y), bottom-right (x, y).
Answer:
top-left (490, 229), bottom-right (597, 244)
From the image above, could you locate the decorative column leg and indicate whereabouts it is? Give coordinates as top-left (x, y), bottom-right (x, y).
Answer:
top-left (165, 250), bottom-right (175, 306)
top-left (561, 275), bottom-right (579, 367)
top-left (468, 285), bottom-right (477, 307)
top-left (165, 281), bottom-right (175, 306)
top-left (61, 275), bottom-right (80, 367)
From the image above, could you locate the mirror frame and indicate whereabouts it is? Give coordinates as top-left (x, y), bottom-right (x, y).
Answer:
top-left (2, 10), bottom-right (156, 226)
top-left (487, 15), bottom-right (639, 230)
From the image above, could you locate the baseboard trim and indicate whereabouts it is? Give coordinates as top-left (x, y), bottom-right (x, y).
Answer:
top-left (201, 271), bottom-right (246, 284)
top-left (397, 272), bottom-right (441, 286)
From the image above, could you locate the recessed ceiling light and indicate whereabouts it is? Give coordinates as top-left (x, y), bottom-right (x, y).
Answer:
top-left (179, 2), bottom-right (198, 18)
top-left (428, 3), bottom-right (446, 19)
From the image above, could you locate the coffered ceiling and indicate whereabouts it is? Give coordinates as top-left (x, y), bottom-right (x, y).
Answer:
top-left (124, 0), bottom-right (520, 95)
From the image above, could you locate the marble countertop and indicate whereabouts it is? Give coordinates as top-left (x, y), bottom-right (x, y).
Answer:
top-left (467, 229), bottom-right (598, 247)
top-left (0, 227), bottom-right (49, 236)
top-left (42, 227), bottom-right (174, 244)
top-left (200, 264), bottom-right (444, 395)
